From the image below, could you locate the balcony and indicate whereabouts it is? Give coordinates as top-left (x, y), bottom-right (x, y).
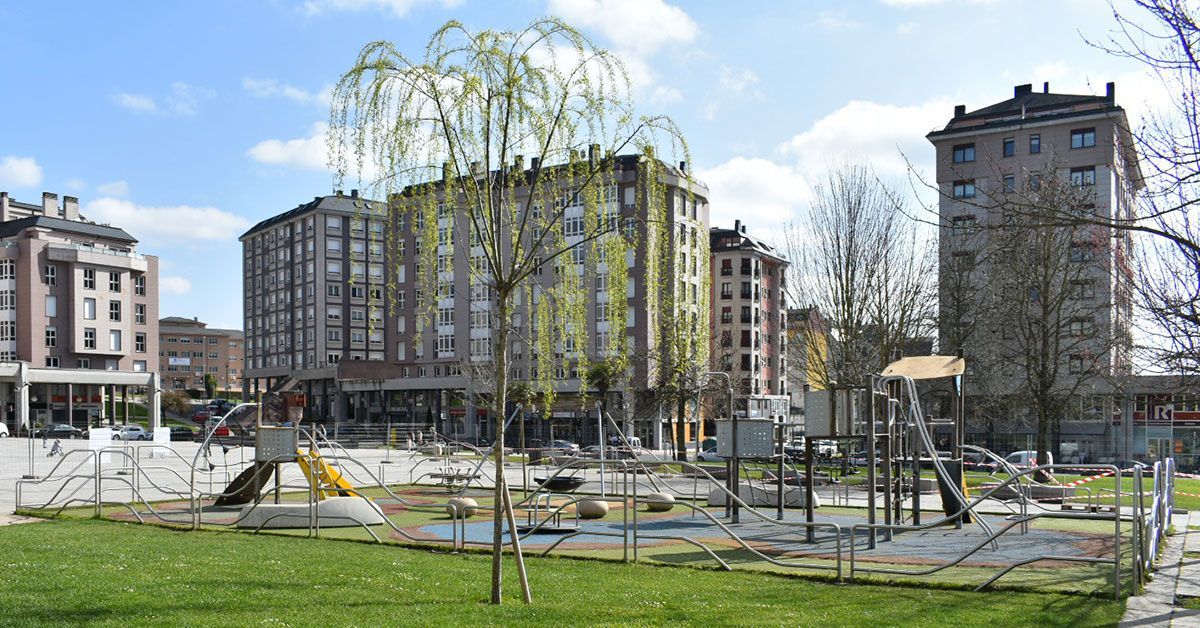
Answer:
top-left (47, 243), bottom-right (148, 271)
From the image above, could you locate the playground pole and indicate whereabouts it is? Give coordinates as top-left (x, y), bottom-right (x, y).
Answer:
top-left (805, 437), bottom-right (815, 543)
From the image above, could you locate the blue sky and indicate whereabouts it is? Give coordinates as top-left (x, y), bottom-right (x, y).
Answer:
top-left (0, 0), bottom-right (1161, 330)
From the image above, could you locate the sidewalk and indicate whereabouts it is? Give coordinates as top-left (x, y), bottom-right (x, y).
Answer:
top-left (1121, 510), bottom-right (1200, 627)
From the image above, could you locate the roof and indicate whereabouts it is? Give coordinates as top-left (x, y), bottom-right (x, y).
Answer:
top-left (0, 215), bottom-right (137, 243)
top-left (241, 193), bottom-right (383, 239)
top-left (928, 83), bottom-right (1124, 139)
top-left (160, 316), bottom-right (204, 326)
top-left (709, 225), bottom-right (787, 262)
top-left (159, 325), bottom-right (243, 339)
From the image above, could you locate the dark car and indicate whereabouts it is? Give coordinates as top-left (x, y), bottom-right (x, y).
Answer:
top-left (149, 426), bottom-right (196, 442)
top-left (33, 424), bottom-right (83, 439)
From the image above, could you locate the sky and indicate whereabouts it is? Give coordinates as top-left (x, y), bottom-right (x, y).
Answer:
top-left (0, 0), bottom-right (1166, 330)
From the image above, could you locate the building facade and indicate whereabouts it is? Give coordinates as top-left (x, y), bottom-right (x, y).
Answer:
top-left (158, 316), bottom-right (244, 393)
top-left (927, 82), bottom-right (1141, 457)
top-left (242, 156), bottom-right (709, 449)
top-left (0, 191), bottom-right (161, 430)
top-left (710, 220), bottom-right (789, 420)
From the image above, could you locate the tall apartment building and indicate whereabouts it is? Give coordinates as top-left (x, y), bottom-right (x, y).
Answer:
top-left (0, 191), bottom-right (161, 431)
top-left (241, 155), bottom-right (708, 449)
top-left (158, 316), bottom-right (244, 393)
top-left (710, 220), bottom-right (789, 419)
top-left (927, 82), bottom-right (1141, 456)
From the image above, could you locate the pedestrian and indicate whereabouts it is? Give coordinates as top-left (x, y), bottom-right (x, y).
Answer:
top-left (41, 424), bottom-right (47, 448)
top-left (47, 438), bottom-right (63, 457)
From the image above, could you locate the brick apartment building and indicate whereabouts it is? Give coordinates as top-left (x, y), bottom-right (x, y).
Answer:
top-left (158, 316), bottom-right (244, 394)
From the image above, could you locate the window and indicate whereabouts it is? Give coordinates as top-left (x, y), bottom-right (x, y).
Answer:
top-left (326, 216), bottom-right (341, 231)
top-left (1003, 174), bottom-right (1016, 193)
top-left (109, 272), bottom-right (120, 292)
top-left (1069, 354), bottom-right (1085, 374)
top-left (1071, 166), bottom-right (1096, 187)
top-left (134, 275), bottom-right (145, 296)
top-left (0, 321), bottom-right (13, 341)
top-left (1069, 319), bottom-right (1094, 336)
top-left (0, 290), bottom-right (13, 310)
top-left (327, 238), bottom-right (342, 253)
top-left (1069, 242), bottom-right (1095, 262)
top-left (78, 358), bottom-right (90, 369)
top-left (83, 267), bottom-right (95, 289)
top-left (328, 284), bottom-right (341, 297)
top-left (1072, 280), bottom-right (1096, 300)
top-left (952, 143), bottom-right (976, 163)
top-left (952, 180), bottom-right (976, 199)
top-left (1028, 173), bottom-right (1042, 191)
top-left (109, 330), bottom-right (122, 352)
top-left (327, 329), bottom-right (342, 342)
top-left (563, 216), bottom-right (584, 237)
top-left (133, 360), bottom-right (146, 372)
top-left (136, 333), bottom-right (146, 353)
top-left (109, 301), bottom-right (121, 322)
top-left (327, 261), bottom-right (342, 275)
top-left (1029, 134), bottom-right (1041, 154)
top-left (45, 356), bottom-right (59, 368)
top-left (135, 303), bottom-right (145, 324)
top-left (721, 307), bottom-right (732, 324)
top-left (84, 328), bottom-right (96, 350)
top-left (45, 295), bottom-right (56, 318)
top-left (1002, 137), bottom-right (1015, 157)
top-left (1071, 128), bottom-right (1096, 149)
top-left (45, 326), bottom-right (57, 348)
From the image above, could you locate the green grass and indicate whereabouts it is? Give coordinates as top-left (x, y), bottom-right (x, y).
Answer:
top-left (0, 518), bottom-right (1124, 627)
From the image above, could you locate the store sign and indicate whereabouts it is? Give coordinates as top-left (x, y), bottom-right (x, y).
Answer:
top-left (168, 357), bottom-right (191, 367)
top-left (1154, 404), bottom-right (1175, 422)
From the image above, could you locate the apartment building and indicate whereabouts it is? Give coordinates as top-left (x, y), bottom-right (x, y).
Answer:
top-left (0, 191), bottom-right (161, 431)
top-left (710, 220), bottom-right (789, 419)
top-left (158, 316), bottom-right (244, 393)
top-left (927, 82), bottom-right (1141, 456)
top-left (241, 155), bottom-right (708, 449)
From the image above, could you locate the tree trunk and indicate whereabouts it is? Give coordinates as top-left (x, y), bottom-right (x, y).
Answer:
top-left (675, 395), bottom-right (688, 462)
top-left (489, 293), bottom-right (530, 604)
top-left (1035, 404), bottom-right (1052, 483)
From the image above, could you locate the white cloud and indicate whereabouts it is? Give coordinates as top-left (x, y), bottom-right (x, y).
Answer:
top-left (112, 82), bottom-right (214, 117)
top-left (300, 0), bottom-right (461, 17)
top-left (243, 78), bottom-right (331, 106)
top-left (96, 180), bottom-right (129, 197)
top-left (896, 21), bottom-right (918, 35)
top-left (881, 0), bottom-right (1000, 6)
top-left (697, 157), bottom-right (812, 237)
top-left (159, 275), bottom-right (193, 295)
top-left (719, 66), bottom-right (758, 94)
top-left (65, 178), bottom-right (87, 191)
top-left (83, 197), bottom-right (250, 248)
top-left (814, 10), bottom-right (860, 31)
top-left (779, 98), bottom-right (953, 177)
top-left (113, 92), bottom-right (158, 114)
top-left (246, 122), bottom-right (330, 171)
top-left (548, 0), bottom-right (698, 57)
top-left (0, 156), bottom-right (43, 188)
top-left (649, 85), bottom-right (683, 105)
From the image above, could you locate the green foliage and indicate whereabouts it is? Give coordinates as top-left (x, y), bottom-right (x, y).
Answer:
top-left (160, 390), bottom-right (191, 416)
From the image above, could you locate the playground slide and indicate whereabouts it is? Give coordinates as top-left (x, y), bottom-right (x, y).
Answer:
top-left (933, 460), bottom-right (972, 524)
top-left (214, 462), bottom-right (276, 507)
top-left (297, 451), bottom-right (355, 498)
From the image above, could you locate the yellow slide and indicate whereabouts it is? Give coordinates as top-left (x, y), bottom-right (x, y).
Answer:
top-left (297, 450), bottom-right (355, 499)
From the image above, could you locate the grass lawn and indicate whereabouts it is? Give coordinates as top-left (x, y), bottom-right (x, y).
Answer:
top-left (0, 519), bottom-right (1123, 627)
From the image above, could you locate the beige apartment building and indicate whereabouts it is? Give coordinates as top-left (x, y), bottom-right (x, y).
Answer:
top-left (158, 316), bottom-right (244, 393)
top-left (242, 155), bottom-right (709, 449)
top-left (0, 191), bottom-right (161, 431)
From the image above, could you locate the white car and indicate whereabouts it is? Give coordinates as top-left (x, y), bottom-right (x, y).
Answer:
top-left (697, 449), bottom-right (724, 462)
top-left (113, 425), bottom-right (149, 441)
top-left (0, 422), bottom-right (8, 438)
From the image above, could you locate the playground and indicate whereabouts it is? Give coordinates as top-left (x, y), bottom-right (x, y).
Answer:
top-left (12, 356), bottom-right (1177, 608)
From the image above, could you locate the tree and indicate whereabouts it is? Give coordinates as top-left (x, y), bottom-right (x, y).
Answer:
top-left (203, 374), bottom-right (217, 399)
top-left (160, 390), bottom-right (191, 417)
top-left (781, 163), bottom-right (936, 390)
top-left (329, 19), bottom-right (692, 604)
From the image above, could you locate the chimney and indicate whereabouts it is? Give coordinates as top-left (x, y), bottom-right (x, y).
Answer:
top-left (42, 192), bottom-right (58, 217)
top-left (193, 316), bottom-right (198, 322)
top-left (63, 195), bottom-right (79, 221)
top-left (335, 190), bottom-right (344, 197)
top-left (350, 189), bottom-right (358, 198)
top-left (953, 104), bottom-right (965, 117)
top-left (741, 224), bottom-right (747, 234)
top-left (0, 192), bottom-right (9, 222)
top-left (734, 219), bottom-right (741, 233)
top-left (1106, 81), bottom-right (1115, 102)
top-left (1014, 84), bottom-right (1032, 97)
top-left (1043, 82), bottom-right (1050, 93)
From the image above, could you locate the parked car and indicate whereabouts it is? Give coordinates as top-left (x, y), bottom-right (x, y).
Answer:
top-left (113, 425), bottom-right (150, 441)
top-left (148, 426), bottom-right (196, 442)
top-left (1004, 450), bottom-right (1054, 469)
top-left (191, 411), bottom-right (211, 424)
top-left (697, 449), bottom-right (724, 463)
top-left (0, 422), bottom-right (8, 438)
top-left (207, 399), bottom-right (235, 414)
top-left (33, 424), bottom-right (83, 439)
top-left (204, 420), bottom-right (231, 437)
top-left (546, 439), bottom-right (579, 456)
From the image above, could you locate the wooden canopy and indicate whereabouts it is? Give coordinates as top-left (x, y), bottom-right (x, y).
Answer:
top-left (881, 355), bottom-right (965, 381)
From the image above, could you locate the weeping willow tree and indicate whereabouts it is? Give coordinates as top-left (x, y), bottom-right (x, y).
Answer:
top-left (328, 18), bottom-right (699, 605)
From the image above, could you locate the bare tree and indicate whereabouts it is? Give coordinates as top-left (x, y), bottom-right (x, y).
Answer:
top-left (781, 163), bottom-right (937, 390)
